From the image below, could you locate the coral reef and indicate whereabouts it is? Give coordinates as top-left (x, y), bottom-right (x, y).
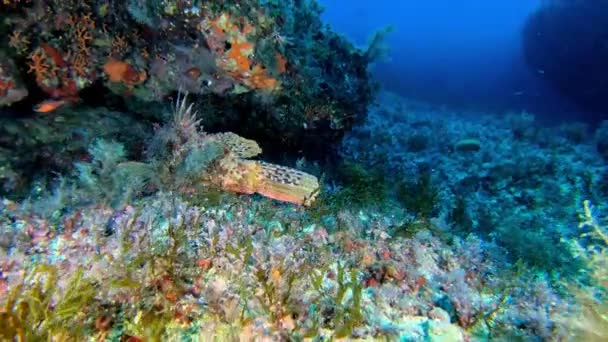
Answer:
top-left (0, 91), bottom-right (602, 340)
top-left (0, 0), bottom-right (376, 157)
top-left (0, 1), bottom-right (605, 340)
top-left (341, 91), bottom-right (608, 273)
top-left (0, 192), bottom-right (570, 340)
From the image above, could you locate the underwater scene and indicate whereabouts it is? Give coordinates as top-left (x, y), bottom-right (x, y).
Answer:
top-left (0, 0), bottom-right (607, 340)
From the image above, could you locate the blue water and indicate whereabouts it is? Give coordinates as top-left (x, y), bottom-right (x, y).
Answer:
top-left (320, 0), bottom-right (595, 124)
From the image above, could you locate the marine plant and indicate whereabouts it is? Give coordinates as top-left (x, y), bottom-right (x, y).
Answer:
top-left (561, 200), bottom-right (608, 339)
top-left (397, 167), bottom-right (439, 219)
top-left (74, 139), bottom-right (155, 208)
top-left (449, 195), bottom-right (473, 231)
top-left (300, 187), bottom-right (339, 227)
top-left (465, 260), bottom-right (526, 339)
top-left (333, 160), bottom-right (388, 209)
top-left (302, 261), bottom-right (365, 338)
top-left (0, 265), bottom-right (98, 340)
top-left (89, 201), bottom-right (207, 341)
top-left (329, 262), bottom-right (365, 338)
top-left (494, 213), bottom-right (579, 276)
top-left (363, 25), bottom-right (395, 63)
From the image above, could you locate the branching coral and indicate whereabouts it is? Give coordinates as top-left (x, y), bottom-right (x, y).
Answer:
top-left (8, 31), bottom-right (30, 54)
top-left (27, 49), bottom-right (53, 83)
top-left (26, 44), bottom-right (82, 99)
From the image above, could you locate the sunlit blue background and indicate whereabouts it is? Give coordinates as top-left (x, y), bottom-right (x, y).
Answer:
top-left (319, 0), bottom-right (585, 122)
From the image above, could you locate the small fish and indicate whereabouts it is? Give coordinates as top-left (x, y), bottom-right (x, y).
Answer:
top-left (34, 99), bottom-right (67, 113)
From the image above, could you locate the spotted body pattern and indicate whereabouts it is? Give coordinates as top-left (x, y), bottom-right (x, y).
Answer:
top-left (210, 132), bottom-right (319, 206)
top-left (213, 132), bottom-right (262, 159)
top-left (256, 161), bottom-right (320, 206)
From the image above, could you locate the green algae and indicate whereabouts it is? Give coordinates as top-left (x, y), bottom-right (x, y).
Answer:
top-left (332, 263), bottom-right (364, 338)
top-left (397, 168), bottom-right (439, 219)
top-left (0, 265), bottom-right (98, 341)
